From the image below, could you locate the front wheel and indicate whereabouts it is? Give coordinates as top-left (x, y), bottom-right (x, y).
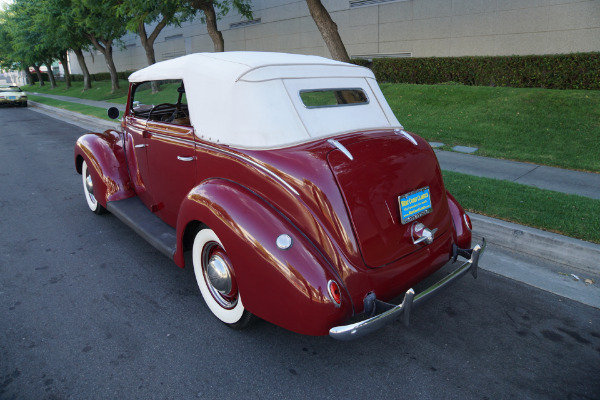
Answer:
top-left (192, 228), bottom-right (254, 329)
top-left (81, 160), bottom-right (107, 215)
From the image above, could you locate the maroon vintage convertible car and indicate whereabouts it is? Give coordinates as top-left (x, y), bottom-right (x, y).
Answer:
top-left (74, 52), bottom-right (484, 340)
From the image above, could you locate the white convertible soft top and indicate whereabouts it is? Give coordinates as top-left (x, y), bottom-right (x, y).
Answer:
top-left (129, 52), bottom-right (401, 148)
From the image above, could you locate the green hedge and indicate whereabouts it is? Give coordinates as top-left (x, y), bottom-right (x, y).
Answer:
top-left (366, 53), bottom-right (600, 90)
top-left (30, 72), bottom-right (49, 83)
top-left (71, 70), bottom-right (135, 82)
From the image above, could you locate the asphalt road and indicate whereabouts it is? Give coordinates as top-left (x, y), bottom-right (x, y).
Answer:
top-left (1, 107), bottom-right (599, 400)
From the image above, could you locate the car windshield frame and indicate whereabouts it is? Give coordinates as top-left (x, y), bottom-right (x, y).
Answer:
top-left (0, 87), bottom-right (22, 92)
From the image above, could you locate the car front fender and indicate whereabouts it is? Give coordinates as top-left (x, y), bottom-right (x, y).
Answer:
top-left (74, 130), bottom-right (134, 206)
top-left (176, 178), bottom-right (354, 336)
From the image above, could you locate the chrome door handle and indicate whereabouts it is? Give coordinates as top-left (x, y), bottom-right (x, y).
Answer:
top-left (134, 144), bottom-right (148, 148)
top-left (177, 156), bottom-right (195, 161)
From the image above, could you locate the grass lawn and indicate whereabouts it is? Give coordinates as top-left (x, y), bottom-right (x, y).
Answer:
top-left (25, 80), bottom-right (130, 103)
top-left (443, 171), bottom-right (600, 244)
top-left (27, 81), bottom-right (600, 172)
top-left (27, 94), bottom-right (114, 121)
top-left (381, 84), bottom-right (600, 172)
top-left (24, 80), bottom-right (188, 108)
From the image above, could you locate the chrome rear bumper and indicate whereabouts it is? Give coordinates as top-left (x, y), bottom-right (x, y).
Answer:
top-left (329, 239), bottom-right (486, 341)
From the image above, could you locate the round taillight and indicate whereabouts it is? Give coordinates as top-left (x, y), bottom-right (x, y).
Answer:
top-left (328, 280), bottom-right (342, 306)
top-left (463, 213), bottom-right (472, 231)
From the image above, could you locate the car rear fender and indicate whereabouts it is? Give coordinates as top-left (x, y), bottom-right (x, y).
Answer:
top-left (74, 131), bottom-right (134, 206)
top-left (176, 178), bottom-right (354, 336)
top-left (446, 191), bottom-right (472, 249)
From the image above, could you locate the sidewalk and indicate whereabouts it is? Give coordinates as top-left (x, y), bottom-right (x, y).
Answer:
top-left (27, 97), bottom-right (600, 277)
top-left (437, 150), bottom-right (600, 200)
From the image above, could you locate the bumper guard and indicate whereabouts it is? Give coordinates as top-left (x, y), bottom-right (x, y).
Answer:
top-left (329, 239), bottom-right (486, 341)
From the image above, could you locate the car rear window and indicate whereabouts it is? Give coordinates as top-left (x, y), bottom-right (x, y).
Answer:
top-left (299, 88), bottom-right (368, 108)
top-left (1, 87), bottom-right (22, 92)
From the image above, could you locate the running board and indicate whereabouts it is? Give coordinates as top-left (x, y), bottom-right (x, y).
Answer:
top-left (106, 197), bottom-right (177, 259)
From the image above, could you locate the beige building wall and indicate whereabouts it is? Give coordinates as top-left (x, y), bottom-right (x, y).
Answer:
top-left (71, 0), bottom-right (600, 74)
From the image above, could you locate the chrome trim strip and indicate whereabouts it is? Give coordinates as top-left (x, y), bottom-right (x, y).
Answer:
top-left (329, 239), bottom-right (486, 341)
top-left (394, 129), bottom-right (418, 146)
top-left (147, 132), bottom-right (196, 147)
top-left (328, 139), bottom-right (354, 161)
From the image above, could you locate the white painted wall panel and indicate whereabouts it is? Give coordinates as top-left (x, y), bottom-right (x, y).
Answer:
top-left (69, 0), bottom-right (600, 75)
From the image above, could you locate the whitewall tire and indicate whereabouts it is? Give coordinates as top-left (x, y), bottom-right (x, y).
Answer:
top-left (192, 228), bottom-right (254, 328)
top-left (82, 160), bottom-right (106, 215)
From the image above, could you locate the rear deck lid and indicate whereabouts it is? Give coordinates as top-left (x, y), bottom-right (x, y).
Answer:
top-left (327, 133), bottom-right (452, 268)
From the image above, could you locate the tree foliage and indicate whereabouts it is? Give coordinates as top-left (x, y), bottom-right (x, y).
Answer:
top-left (33, 0), bottom-right (95, 88)
top-left (2, 0), bottom-right (59, 86)
top-left (72, 0), bottom-right (128, 92)
top-left (0, 0), bottom-right (256, 90)
top-left (117, 0), bottom-right (197, 65)
top-left (0, 0), bottom-right (95, 89)
top-left (116, 0), bottom-right (197, 92)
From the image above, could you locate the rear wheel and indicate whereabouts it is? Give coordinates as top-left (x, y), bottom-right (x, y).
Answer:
top-left (81, 160), bottom-right (107, 215)
top-left (192, 228), bottom-right (254, 329)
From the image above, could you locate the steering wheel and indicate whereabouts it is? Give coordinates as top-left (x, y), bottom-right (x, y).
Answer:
top-left (166, 107), bottom-right (189, 123)
top-left (148, 103), bottom-right (176, 121)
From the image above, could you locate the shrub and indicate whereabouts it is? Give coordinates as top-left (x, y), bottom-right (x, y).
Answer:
top-left (371, 53), bottom-right (600, 90)
top-left (118, 70), bottom-right (136, 80)
top-left (92, 72), bottom-right (112, 81)
top-left (68, 70), bottom-right (135, 82)
top-left (30, 72), bottom-right (49, 83)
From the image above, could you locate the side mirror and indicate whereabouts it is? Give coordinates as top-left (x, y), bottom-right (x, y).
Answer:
top-left (107, 107), bottom-right (120, 120)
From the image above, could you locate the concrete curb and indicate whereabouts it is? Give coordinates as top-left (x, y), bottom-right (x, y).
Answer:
top-left (470, 213), bottom-right (600, 275)
top-left (29, 101), bottom-right (120, 132)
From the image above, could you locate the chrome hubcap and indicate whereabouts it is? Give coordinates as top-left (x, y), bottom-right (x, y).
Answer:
top-left (207, 255), bottom-right (232, 295)
top-left (85, 172), bottom-right (96, 202)
top-left (202, 242), bottom-right (237, 309)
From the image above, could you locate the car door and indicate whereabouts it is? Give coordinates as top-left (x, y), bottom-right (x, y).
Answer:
top-left (123, 111), bottom-right (154, 208)
top-left (144, 120), bottom-right (197, 228)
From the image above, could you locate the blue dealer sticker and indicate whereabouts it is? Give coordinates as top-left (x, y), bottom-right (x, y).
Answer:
top-left (398, 187), bottom-right (432, 224)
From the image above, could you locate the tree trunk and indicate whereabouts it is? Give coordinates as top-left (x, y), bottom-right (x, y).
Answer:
top-left (23, 68), bottom-right (34, 86)
top-left (73, 47), bottom-right (92, 90)
top-left (202, 2), bottom-right (224, 52)
top-left (59, 51), bottom-right (71, 89)
top-left (138, 19), bottom-right (164, 93)
top-left (305, 0), bottom-right (350, 62)
top-left (45, 61), bottom-right (57, 88)
top-left (33, 65), bottom-right (44, 87)
top-left (187, 0), bottom-right (223, 52)
top-left (103, 44), bottom-right (120, 93)
top-left (188, 0), bottom-right (224, 52)
top-left (88, 35), bottom-right (120, 93)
